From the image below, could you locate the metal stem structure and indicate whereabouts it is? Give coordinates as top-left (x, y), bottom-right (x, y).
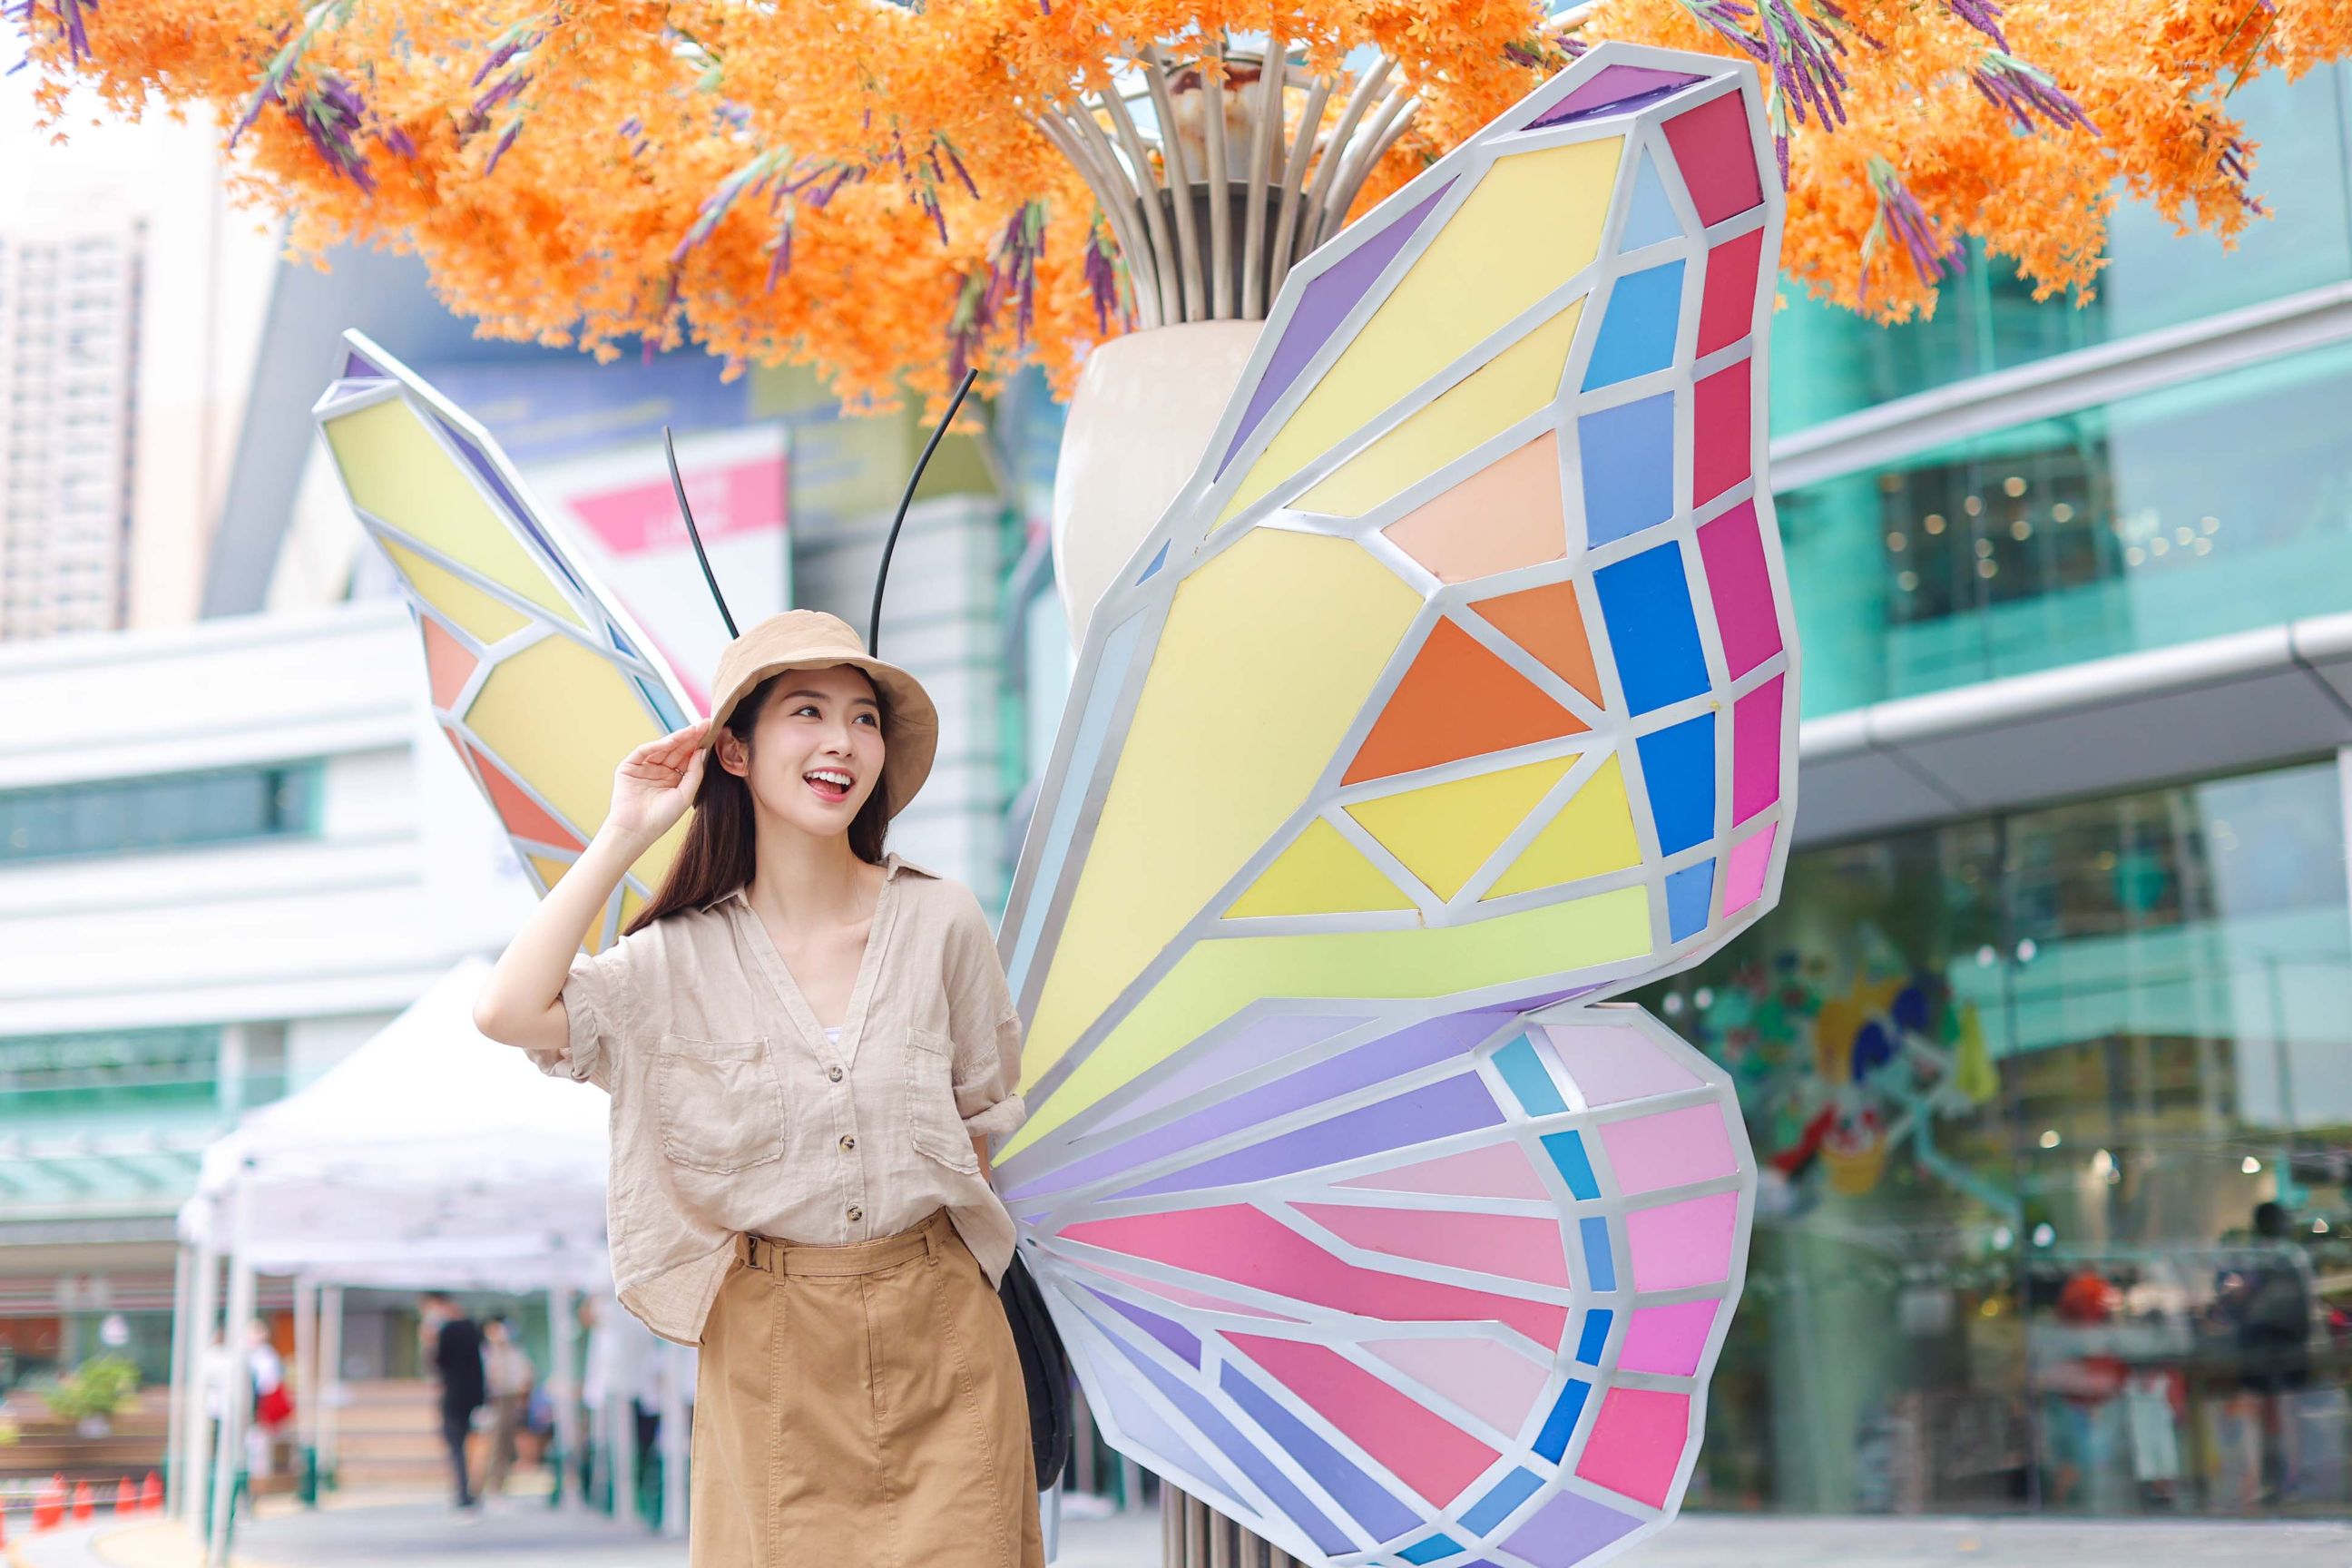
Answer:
top-left (1031, 41), bottom-right (1421, 328)
top-left (1164, 1484), bottom-right (1301, 1568)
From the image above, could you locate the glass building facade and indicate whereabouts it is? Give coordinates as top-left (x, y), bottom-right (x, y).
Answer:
top-left (1653, 63), bottom-right (2352, 1516)
top-left (1649, 762), bottom-right (2352, 1514)
top-left (1770, 64), bottom-right (2352, 715)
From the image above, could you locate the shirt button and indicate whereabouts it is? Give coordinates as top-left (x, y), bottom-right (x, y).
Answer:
top-left (847, 1205), bottom-right (864, 1223)
top-left (839, 1134), bottom-right (857, 1152)
top-left (827, 1065), bottom-right (844, 1083)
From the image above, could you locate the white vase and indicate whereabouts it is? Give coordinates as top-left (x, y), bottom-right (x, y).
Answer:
top-left (1049, 319), bottom-right (1263, 646)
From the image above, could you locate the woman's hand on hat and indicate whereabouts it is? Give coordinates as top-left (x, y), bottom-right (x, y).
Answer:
top-left (603, 722), bottom-right (709, 850)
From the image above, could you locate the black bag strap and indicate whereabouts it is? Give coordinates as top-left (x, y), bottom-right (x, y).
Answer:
top-left (998, 1250), bottom-right (1075, 1488)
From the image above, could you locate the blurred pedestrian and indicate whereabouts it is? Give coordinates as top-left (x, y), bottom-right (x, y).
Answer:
top-left (2031, 1269), bottom-right (2127, 1508)
top-left (246, 1318), bottom-right (292, 1478)
top-left (473, 618), bottom-right (1041, 1567)
top-left (2217, 1201), bottom-right (2314, 1506)
top-left (482, 1315), bottom-right (535, 1498)
top-left (420, 1292), bottom-right (487, 1516)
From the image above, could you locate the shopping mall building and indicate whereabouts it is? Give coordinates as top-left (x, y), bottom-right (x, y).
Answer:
top-left (5, 59), bottom-right (2352, 1520)
top-left (1637, 64), bottom-right (2352, 1514)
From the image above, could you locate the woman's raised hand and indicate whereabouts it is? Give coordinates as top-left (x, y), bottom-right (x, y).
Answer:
top-left (603, 722), bottom-right (709, 848)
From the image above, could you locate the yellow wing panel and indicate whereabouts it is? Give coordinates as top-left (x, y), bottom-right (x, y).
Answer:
top-left (378, 538), bottom-right (532, 646)
top-left (1298, 303), bottom-right (1583, 518)
top-left (464, 632), bottom-right (691, 891)
top-left (324, 398), bottom-right (584, 629)
top-left (1486, 754), bottom-right (1642, 897)
top-left (1227, 818), bottom-right (1416, 918)
top-left (1220, 138), bottom-right (1623, 524)
top-left (1346, 754), bottom-right (1573, 901)
top-left (1022, 531), bottom-right (1422, 1083)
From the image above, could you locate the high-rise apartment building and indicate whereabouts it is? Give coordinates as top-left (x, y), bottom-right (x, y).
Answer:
top-left (0, 214), bottom-right (142, 641)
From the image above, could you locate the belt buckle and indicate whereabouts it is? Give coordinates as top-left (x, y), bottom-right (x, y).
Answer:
top-left (743, 1233), bottom-right (764, 1269)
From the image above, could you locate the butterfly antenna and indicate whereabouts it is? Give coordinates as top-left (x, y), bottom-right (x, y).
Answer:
top-left (868, 367), bottom-right (980, 656)
top-left (665, 425), bottom-right (740, 639)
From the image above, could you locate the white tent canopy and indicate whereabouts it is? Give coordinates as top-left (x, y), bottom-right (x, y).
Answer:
top-left (172, 959), bottom-right (661, 1563)
top-left (181, 956), bottom-right (611, 1289)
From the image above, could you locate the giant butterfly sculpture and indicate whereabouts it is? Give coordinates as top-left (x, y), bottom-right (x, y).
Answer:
top-left (313, 44), bottom-right (1792, 1568)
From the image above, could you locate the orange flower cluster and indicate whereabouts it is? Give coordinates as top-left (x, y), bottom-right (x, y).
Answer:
top-left (15, 0), bottom-right (2328, 407)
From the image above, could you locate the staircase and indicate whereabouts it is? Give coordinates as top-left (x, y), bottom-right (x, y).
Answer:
top-left (327, 1379), bottom-right (456, 1494)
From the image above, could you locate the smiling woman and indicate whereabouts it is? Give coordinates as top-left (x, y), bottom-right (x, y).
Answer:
top-left (468, 606), bottom-right (1039, 1568)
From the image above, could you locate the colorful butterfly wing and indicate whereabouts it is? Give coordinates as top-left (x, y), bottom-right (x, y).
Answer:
top-left (312, 333), bottom-right (701, 951)
top-left (1000, 45), bottom-right (1789, 1567)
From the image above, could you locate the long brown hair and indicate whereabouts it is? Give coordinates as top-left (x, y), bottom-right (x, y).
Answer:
top-left (622, 669), bottom-right (891, 935)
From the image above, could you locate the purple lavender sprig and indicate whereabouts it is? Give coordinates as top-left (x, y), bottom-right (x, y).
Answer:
top-left (1862, 155), bottom-right (1965, 292)
top-left (764, 210), bottom-right (794, 293)
top-left (228, 0), bottom-right (357, 149)
top-left (29, 0), bottom-right (93, 64)
top-left (1083, 211), bottom-right (1127, 336)
top-left (1504, 34), bottom-right (1580, 72)
top-left (672, 148), bottom-right (788, 267)
top-left (1673, 0), bottom-right (1769, 63)
top-left (2217, 132), bottom-right (2267, 215)
top-left (1945, 0), bottom-right (2009, 52)
top-left (946, 270), bottom-right (992, 385)
top-left (1970, 51), bottom-right (2097, 135)
top-left (289, 69), bottom-right (376, 192)
top-left (985, 200), bottom-right (1048, 348)
top-left (484, 120), bottom-right (524, 175)
top-left (1760, 0), bottom-right (1848, 131)
top-left (470, 17), bottom-right (547, 87)
top-left (471, 68), bottom-right (530, 121)
top-left (938, 134), bottom-right (980, 201)
top-left (1814, 0), bottom-right (1884, 54)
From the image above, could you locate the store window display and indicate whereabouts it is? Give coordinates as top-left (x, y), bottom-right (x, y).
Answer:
top-left (1645, 760), bottom-right (2352, 1516)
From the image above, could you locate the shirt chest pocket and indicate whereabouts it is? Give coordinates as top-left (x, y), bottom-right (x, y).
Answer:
top-left (905, 1029), bottom-right (979, 1175)
top-left (654, 1034), bottom-right (787, 1174)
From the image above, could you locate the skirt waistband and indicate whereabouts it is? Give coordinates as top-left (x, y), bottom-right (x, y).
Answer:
top-left (734, 1210), bottom-right (955, 1278)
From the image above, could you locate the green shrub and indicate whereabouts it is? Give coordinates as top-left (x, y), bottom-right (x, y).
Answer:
top-left (44, 1356), bottom-right (141, 1423)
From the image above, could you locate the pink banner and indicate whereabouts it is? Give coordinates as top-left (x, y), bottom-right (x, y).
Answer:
top-left (566, 453), bottom-right (787, 555)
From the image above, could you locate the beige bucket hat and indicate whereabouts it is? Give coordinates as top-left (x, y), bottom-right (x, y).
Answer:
top-left (701, 610), bottom-right (939, 818)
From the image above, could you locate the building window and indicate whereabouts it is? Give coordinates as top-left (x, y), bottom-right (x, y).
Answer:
top-left (0, 1023), bottom-right (289, 1121)
top-left (1778, 338), bottom-right (2352, 716)
top-left (0, 760), bottom-right (324, 863)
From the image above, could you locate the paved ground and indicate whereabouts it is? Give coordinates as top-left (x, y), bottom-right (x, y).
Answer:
top-left (5, 1494), bottom-right (1163, 1568)
top-left (12, 1501), bottom-right (2352, 1568)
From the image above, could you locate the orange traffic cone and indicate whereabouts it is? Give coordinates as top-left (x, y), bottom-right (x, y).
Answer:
top-left (142, 1472), bottom-right (164, 1512)
top-left (33, 1475), bottom-right (64, 1531)
top-left (71, 1480), bottom-right (93, 1522)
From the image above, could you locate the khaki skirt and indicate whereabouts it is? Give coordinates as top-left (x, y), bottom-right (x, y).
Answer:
top-left (691, 1210), bottom-right (1045, 1568)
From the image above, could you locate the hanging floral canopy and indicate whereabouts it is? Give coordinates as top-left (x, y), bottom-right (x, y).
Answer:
top-left (11, 0), bottom-right (2316, 407)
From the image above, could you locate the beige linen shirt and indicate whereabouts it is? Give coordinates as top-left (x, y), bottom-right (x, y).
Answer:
top-left (533, 854), bottom-right (1026, 1346)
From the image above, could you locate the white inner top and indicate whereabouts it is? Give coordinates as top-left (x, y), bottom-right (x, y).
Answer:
top-left (823, 1025), bottom-right (841, 1044)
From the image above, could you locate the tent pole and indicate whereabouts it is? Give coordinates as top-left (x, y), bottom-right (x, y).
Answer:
top-left (164, 1242), bottom-right (195, 1522)
top-left (318, 1286), bottom-right (345, 1497)
top-left (547, 1286), bottom-right (578, 1509)
top-left (291, 1275), bottom-right (318, 1504)
top-left (659, 1341), bottom-right (688, 1538)
top-left (207, 1176), bottom-right (257, 1568)
top-left (181, 1234), bottom-right (220, 1532)
top-left (612, 1351), bottom-right (639, 1529)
